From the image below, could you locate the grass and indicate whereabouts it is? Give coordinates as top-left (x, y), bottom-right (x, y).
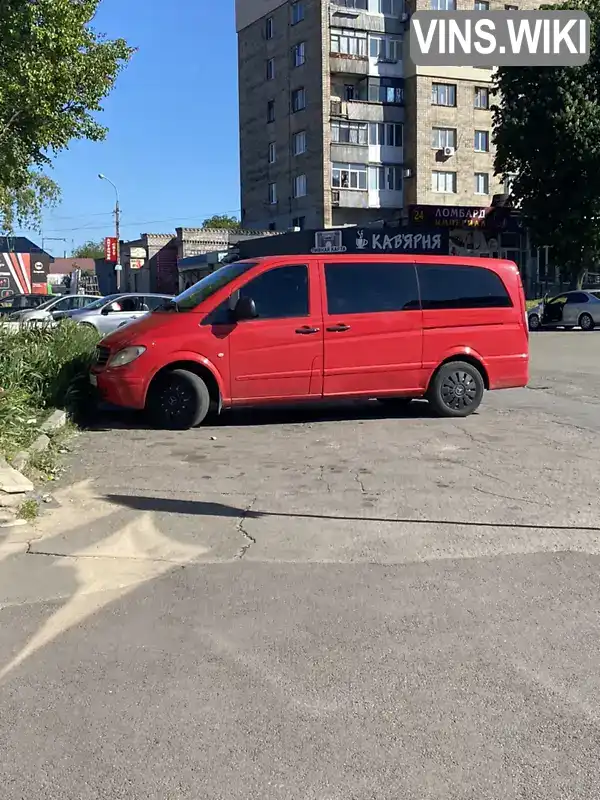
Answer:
top-left (0, 322), bottom-right (99, 466)
top-left (18, 498), bottom-right (39, 522)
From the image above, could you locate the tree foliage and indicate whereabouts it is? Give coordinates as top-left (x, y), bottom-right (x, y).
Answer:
top-left (493, 0), bottom-right (600, 287)
top-left (71, 239), bottom-right (104, 259)
top-left (0, 0), bottom-right (133, 233)
top-left (201, 215), bottom-right (241, 230)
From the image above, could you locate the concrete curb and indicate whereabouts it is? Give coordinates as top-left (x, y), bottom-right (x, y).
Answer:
top-left (0, 409), bottom-right (68, 526)
top-left (11, 409), bottom-right (68, 473)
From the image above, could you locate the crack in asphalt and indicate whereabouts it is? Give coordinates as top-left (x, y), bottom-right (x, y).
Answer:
top-left (236, 498), bottom-right (257, 560)
top-left (354, 471), bottom-right (367, 494)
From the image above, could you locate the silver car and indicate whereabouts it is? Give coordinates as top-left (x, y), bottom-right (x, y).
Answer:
top-left (64, 292), bottom-right (173, 335)
top-left (11, 294), bottom-right (100, 324)
top-left (528, 290), bottom-right (600, 331)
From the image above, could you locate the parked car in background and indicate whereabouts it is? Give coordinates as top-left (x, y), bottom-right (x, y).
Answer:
top-left (528, 290), bottom-right (600, 331)
top-left (10, 294), bottom-right (100, 324)
top-left (91, 255), bottom-right (529, 430)
top-left (0, 293), bottom-right (49, 317)
top-left (64, 293), bottom-right (173, 335)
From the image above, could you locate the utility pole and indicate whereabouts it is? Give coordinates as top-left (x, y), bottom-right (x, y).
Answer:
top-left (98, 173), bottom-right (121, 291)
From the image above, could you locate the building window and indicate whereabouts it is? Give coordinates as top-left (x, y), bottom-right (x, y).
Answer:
top-left (266, 16), bottom-right (273, 39)
top-left (331, 28), bottom-right (368, 57)
top-left (432, 170), bottom-right (457, 193)
top-left (377, 0), bottom-right (404, 14)
top-left (332, 120), bottom-right (368, 145)
top-left (268, 142), bottom-right (276, 164)
top-left (432, 127), bottom-right (457, 149)
top-left (332, 162), bottom-right (368, 190)
top-left (368, 122), bottom-right (403, 147)
top-left (293, 174), bottom-right (307, 198)
top-left (293, 42), bottom-right (306, 67)
top-left (475, 172), bottom-right (490, 194)
top-left (266, 58), bottom-right (275, 80)
top-left (268, 223), bottom-right (277, 231)
top-left (291, 87), bottom-right (306, 112)
top-left (292, 216), bottom-right (306, 230)
top-left (268, 182), bottom-right (277, 204)
top-left (368, 77), bottom-right (404, 104)
top-left (474, 86), bottom-right (489, 108)
top-left (431, 0), bottom-right (456, 8)
top-left (432, 83), bottom-right (456, 106)
top-left (291, 1), bottom-right (305, 24)
top-left (474, 0), bottom-right (489, 8)
top-left (368, 165), bottom-right (403, 191)
top-left (369, 34), bottom-right (402, 62)
top-left (474, 130), bottom-right (490, 151)
top-left (293, 130), bottom-right (307, 155)
top-left (336, 0), bottom-right (368, 7)
top-left (267, 100), bottom-right (275, 122)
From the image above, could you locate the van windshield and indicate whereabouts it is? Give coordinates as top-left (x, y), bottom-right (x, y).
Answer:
top-left (169, 261), bottom-right (257, 311)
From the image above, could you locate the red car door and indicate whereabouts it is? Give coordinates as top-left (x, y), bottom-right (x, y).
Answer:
top-left (228, 262), bottom-right (324, 402)
top-left (320, 258), bottom-right (424, 397)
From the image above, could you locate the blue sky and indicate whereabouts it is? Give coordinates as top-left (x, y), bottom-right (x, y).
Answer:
top-left (22, 0), bottom-right (240, 255)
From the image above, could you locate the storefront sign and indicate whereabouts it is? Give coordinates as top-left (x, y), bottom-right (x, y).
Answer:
top-left (104, 236), bottom-right (118, 263)
top-left (238, 227), bottom-right (449, 259)
top-left (30, 254), bottom-right (50, 293)
top-left (409, 204), bottom-right (523, 232)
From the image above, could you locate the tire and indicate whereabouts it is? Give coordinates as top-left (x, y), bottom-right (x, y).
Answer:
top-left (528, 313), bottom-right (540, 331)
top-left (427, 360), bottom-right (485, 418)
top-left (579, 313), bottom-right (595, 331)
top-left (146, 369), bottom-right (210, 430)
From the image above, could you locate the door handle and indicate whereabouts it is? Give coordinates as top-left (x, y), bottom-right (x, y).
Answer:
top-left (326, 323), bottom-right (350, 332)
top-left (295, 326), bottom-right (320, 334)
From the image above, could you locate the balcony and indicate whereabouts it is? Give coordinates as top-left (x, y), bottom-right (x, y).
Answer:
top-left (329, 52), bottom-right (369, 76)
top-left (331, 143), bottom-right (369, 163)
top-left (331, 188), bottom-right (369, 209)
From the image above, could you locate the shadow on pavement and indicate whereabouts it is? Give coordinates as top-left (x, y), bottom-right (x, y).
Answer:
top-left (88, 398), bottom-right (440, 432)
top-left (103, 494), bottom-right (600, 533)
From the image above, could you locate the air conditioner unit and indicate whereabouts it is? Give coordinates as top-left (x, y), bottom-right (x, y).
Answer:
top-left (401, 12), bottom-right (409, 21)
top-left (403, 167), bottom-right (412, 178)
top-left (443, 146), bottom-right (455, 157)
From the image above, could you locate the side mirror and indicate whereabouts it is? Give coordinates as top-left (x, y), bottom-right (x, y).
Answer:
top-left (233, 295), bottom-right (257, 321)
top-left (101, 306), bottom-right (111, 316)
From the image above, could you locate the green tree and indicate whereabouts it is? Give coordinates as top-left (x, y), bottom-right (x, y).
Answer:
top-left (493, 0), bottom-right (600, 288)
top-left (201, 214), bottom-right (241, 230)
top-left (72, 239), bottom-right (105, 259)
top-left (0, 0), bottom-right (133, 233)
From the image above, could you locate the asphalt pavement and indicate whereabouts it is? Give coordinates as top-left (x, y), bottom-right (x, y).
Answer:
top-left (1, 331), bottom-right (600, 799)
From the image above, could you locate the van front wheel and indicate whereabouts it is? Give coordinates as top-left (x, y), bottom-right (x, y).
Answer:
top-left (427, 361), bottom-right (484, 418)
top-left (147, 369), bottom-right (210, 430)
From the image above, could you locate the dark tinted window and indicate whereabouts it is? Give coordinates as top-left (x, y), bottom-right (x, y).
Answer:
top-left (325, 262), bottom-right (419, 315)
top-left (241, 265), bottom-right (309, 319)
top-left (144, 295), bottom-right (170, 310)
top-left (566, 292), bottom-right (588, 304)
top-left (418, 264), bottom-right (512, 310)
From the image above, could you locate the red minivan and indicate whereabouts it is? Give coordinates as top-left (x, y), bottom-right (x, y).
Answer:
top-left (90, 255), bottom-right (529, 429)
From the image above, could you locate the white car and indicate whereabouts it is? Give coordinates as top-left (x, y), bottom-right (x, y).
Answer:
top-left (528, 290), bottom-right (600, 331)
top-left (11, 294), bottom-right (100, 324)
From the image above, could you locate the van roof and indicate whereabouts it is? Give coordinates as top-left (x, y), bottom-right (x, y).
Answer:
top-left (248, 254), bottom-right (519, 271)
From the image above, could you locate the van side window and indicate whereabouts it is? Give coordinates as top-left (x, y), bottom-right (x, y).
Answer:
top-left (417, 264), bottom-right (513, 310)
top-left (325, 262), bottom-right (420, 315)
top-left (240, 265), bottom-right (309, 319)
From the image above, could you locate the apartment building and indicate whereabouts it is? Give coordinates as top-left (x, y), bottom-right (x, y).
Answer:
top-left (235, 0), bottom-right (540, 232)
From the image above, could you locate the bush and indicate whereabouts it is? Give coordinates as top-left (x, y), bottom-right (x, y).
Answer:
top-left (0, 322), bottom-right (99, 458)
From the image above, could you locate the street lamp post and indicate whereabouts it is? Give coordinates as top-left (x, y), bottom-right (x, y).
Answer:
top-left (98, 173), bottom-right (121, 291)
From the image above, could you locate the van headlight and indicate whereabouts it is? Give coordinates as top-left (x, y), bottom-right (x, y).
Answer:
top-left (107, 346), bottom-right (146, 368)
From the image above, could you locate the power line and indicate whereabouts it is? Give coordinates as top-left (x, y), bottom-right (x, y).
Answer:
top-left (41, 208), bottom-right (242, 234)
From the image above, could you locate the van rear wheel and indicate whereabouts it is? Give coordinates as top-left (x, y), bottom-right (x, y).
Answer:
top-left (427, 361), bottom-right (484, 418)
top-left (147, 369), bottom-right (210, 430)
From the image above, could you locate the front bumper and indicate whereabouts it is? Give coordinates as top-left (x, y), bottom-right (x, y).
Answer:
top-left (92, 368), bottom-right (147, 410)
